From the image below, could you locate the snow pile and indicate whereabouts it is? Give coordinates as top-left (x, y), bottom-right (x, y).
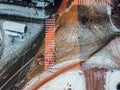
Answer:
top-left (105, 70), bottom-right (120, 90)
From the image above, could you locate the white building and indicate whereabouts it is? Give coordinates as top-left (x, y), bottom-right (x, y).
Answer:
top-left (3, 21), bottom-right (27, 34)
top-left (3, 21), bottom-right (27, 39)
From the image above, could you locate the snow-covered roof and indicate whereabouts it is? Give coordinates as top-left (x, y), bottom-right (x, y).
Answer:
top-left (3, 21), bottom-right (27, 34)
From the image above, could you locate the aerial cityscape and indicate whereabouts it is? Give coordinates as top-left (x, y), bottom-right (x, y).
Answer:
top-left (0, 0), bottom-right (120, 90)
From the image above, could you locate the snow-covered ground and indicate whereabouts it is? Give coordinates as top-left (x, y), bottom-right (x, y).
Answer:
top-left (39, 70), bottom-right (85, 90)
top-left (22, 36), bottom-right (120, 90)
top-left (0, 4), bottom-right (49, 19)
top-left (105, 70), bottom-right (120, 90)
top-left (83, 37), bottom-right (120, 69)
top-left (22, 59), bottom-right (81, 90)
top-left (0, 20), bottom-right (44, 70)
top-left (83, 50), bottom-right (118, 69)
top-left (22, 4), bottom-right (120, 90)
top-left (23, 36), bottom-right (120, 89)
